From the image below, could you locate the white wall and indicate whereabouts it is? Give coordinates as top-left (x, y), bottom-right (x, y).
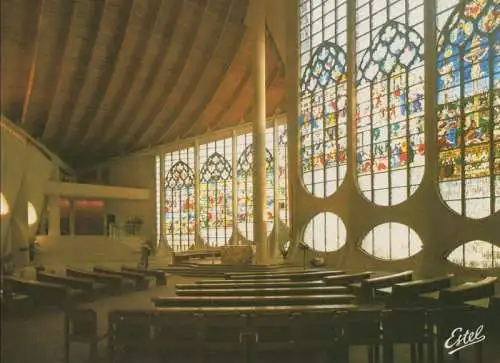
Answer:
top-left (1, 120), bottom-right (56, 268)
top-left (103, 153), bottom-right (156, 240)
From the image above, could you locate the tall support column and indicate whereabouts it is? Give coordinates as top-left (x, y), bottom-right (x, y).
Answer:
top-left (272, 116), bottom-right (280, 260)
top-left (69, 199), bottom-right (76, 236)
top-left (251, 0), bottom-right (268, 265)
top-left (159, 153), bottom-right (166, 249)
top-left (47, 195), bottom-right (60, 237)
top-left (231, 130), bottom-right (239, 245)
top-left (194, 140), bottom-right (201, 248)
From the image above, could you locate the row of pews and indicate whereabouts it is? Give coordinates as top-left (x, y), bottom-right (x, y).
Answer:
top-left (2, 266), bottom-right (169, 314)
top-left (103, 267), bottom-right (498, 363)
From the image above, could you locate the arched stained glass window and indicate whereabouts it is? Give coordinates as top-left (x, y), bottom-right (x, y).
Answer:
top-left (299, 0), bottom-right (348, 198)
top-left (236, 131), bottom-right (275, 241)
top-left (277, 124), bottom-right (289, 224)
top-left (356, 1), bottom-right (426, 206)
top-left (361, 222), bottom-right (423, 260)
top-left (199, 138), bottom-right (233, 247)
top-left (436, 0), bottom-right (500, 218)
top-left (447, 240), bottom-right (500, 268)
top-left (164, 148), bottom-right (195, 252)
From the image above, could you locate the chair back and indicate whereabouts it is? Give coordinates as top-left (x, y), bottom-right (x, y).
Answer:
top-left (67, 308), bottom-right (98, 339)
top-left (382, 308), bottom-right (427, 343)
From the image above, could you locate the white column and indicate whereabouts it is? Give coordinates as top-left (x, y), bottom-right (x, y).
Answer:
top-left (47, 195), bottom-right (60, 237)
top-left (252, 0), bottom-right (268, 265)
top-left (194, 139), bottom-right (201, 248)
top-left (231, 130), bottom-right (239, 245)
top-left (69, 199), bottom-right (76, 236)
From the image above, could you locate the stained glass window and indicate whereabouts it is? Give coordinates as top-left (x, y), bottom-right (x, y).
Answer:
top-left (361, 222), bottom-right (423, 260)
top-left (436, 0), bottom-right (500, 218)
top-left (277, 124), bottom-right (289, 224)
top-left (236, 131), bottom-right (275, 241)
top-left (303, 212), bottom-right (346, 252)
top-left (356, 1), bottom-right (425, 206)
top-left (447, 240), bottom-right (500, 268)
top-left (164, 148), bottom-right (195, 252)
top-left (299, 0), bottom-right (348, 198)
top-left (199, 138), bottom-right (233, 247)
top-left (155, 155), bottom-right (161, 245)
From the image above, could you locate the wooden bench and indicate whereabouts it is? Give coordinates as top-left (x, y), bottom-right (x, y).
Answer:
top-left (226, 270), bottom-right (345, 281)
top-left (66, 268), bottom-right (134, 293)
top-left (323, 271), bottom-right (373, 286)
top-left (3, 276), bottom-right (84, 308)
top-left (36, 271), bottom-right (110, 297)
top-left (121, 267), bottom-right (169, 285)
top-left (381, 274), bottom-right (454, 307)
top-left (196, 278), bottom-right (291, 284)
top-left (176, 280), bottom-right (325, 290)
top-left (351, 270), bottom-right (413, 301)
top-left (93, 266), bottom-right (155, 290)
top-left (108, 305), bottom-right (357, 363)
top-left (152, 294), bottom-right (356, 308)
top-left (176, 286), bottom-right (348, 297)
top-left (420, 276), bottom-right (497, 306)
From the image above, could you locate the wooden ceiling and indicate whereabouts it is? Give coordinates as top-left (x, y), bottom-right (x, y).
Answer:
top-left (1, 0), bottom-right (285, 168)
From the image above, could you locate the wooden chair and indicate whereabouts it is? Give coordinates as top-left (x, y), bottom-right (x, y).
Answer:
top-left (336, 310), bottom-right (382, 363)
top-left (381, 308), bottom-right (434, 363)
top-left (64, 308), bottom-right (107, 363)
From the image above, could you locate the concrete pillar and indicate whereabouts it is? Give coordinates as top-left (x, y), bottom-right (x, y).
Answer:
top-left (47, 195), bottom-right (60, 237)
top-left (69, 199), bottom-right (76, 236)
top-left (251, 0), bottom-right (268, 265)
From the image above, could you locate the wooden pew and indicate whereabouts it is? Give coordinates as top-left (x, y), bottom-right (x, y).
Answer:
top-left (121, 266), bottom-right (169, 285)
top-left (93, 266), bottom-right (155, 290)
top-left (152, 294), bottom-right (356, 308)
top-left (3, 276), bottom-right (84, 308)
top-left (196, 278), bottom-right (291, 284)
top-left (381, 274), bottom-right (454, 307)
top-left (420, 276), bottom-right (497, 306)
top-left (351, 270), bottom-right (413, 301)
top-left (176, 280), bottom-right (325, 290)
top-left (36, 271), bottom-right (110, 296)
top-left (66, 268), bottom-right (134, 293)
top-left (226, 270), bottom-right (345, 281)
top-left (176, 286), bottom-right (348, 297)
top-left (108, 305), bottom-right (356, 363)
top-left (323, 271), bottom-right (373, 286)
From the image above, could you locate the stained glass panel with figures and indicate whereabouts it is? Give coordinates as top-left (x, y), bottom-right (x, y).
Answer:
top-left (447, 240), bottom-right (500, 268)
top-left (164, 148), bottom-right (195, 252)
top-left (361, 222), bottom-right (423, 260)
top-left (199, 138), bottom-right (233, 247)
top-left (356, 1), bottom-right (426, 206)
top-left (236, 131), bottom-right (275, 241)
top-left (436, 0), bottom-right (500, 218)
top-left (299, 0), bottom-right (348, 198)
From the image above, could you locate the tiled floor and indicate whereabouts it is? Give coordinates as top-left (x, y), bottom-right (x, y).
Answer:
top-left (2, 274), bottom-right (499, 363)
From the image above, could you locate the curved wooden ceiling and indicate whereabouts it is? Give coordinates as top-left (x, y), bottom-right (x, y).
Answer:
top-left (1, 0), bottom-right (285, 168)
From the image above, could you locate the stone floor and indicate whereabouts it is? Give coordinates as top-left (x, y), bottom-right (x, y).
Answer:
top-left (2, 274), bottom-right (499, 363)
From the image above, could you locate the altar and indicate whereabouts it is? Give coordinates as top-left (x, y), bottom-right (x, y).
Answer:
top-left (219, 244), bottom-right (254, 265)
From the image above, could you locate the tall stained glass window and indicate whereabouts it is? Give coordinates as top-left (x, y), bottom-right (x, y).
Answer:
top-left (299, 0), bottom-right (348, 198)
top-left (356, 0), bottom-right (426, 206)
top-left (236, 131), bottom-right (275, 241)
top-left (436, 0), bottom-right (500, 218)
top-left (164, 148), bottom-right (195, 251)
top-left (277, 124), bottom-right (290, 224)
top-left (199, 138), bottom-right (233, 246)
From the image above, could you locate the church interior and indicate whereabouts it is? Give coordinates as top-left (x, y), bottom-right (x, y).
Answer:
top-left (1, 0), bottom-right (499, 362)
